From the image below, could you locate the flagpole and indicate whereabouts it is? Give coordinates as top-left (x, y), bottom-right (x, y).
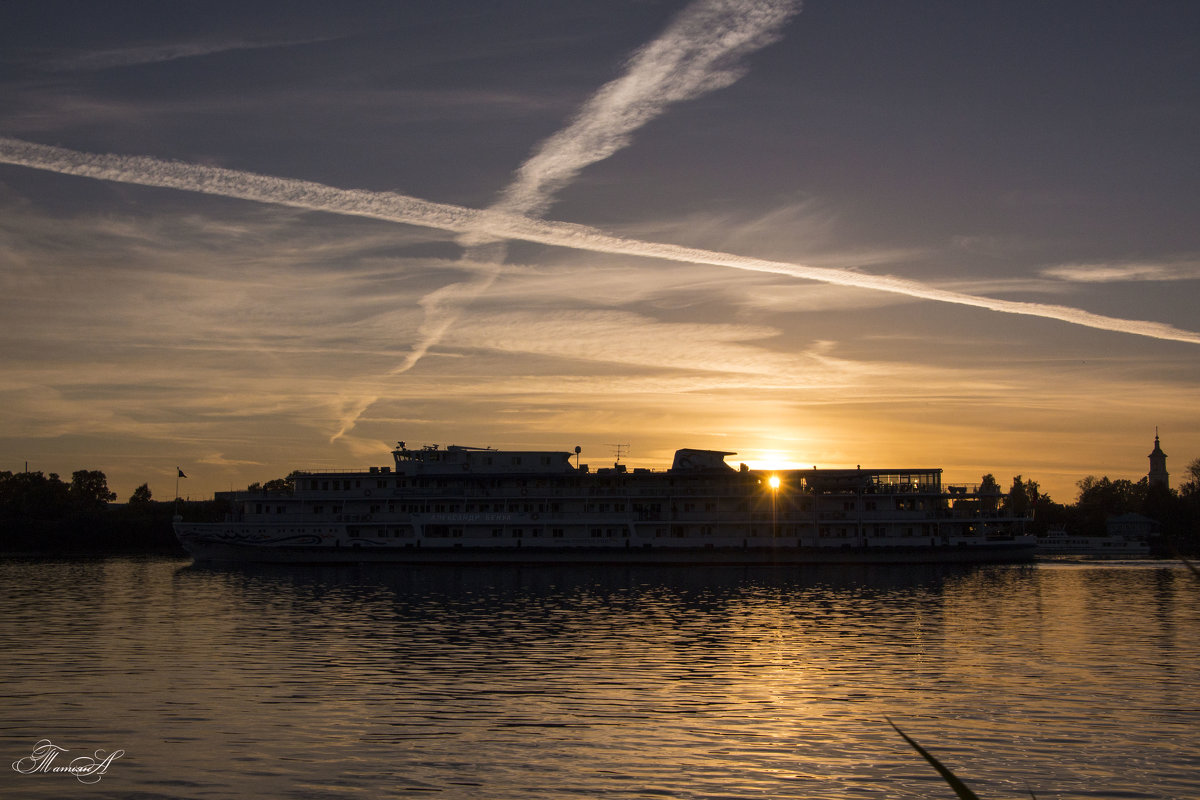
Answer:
top-left (175, 467), bottom-right (187, 517)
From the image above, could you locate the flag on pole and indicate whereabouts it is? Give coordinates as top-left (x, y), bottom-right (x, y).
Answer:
top-left (177, 468), bottom-right (187, 478)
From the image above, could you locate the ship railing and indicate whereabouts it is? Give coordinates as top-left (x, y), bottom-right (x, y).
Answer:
top-left (943, 483), bottom-right (996, 495)
top-left (940, 509), bottom-right (1013, 520)
top-left (336, 514), bottom-right (380, 523)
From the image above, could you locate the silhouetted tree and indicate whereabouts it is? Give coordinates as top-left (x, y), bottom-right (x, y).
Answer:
top-left (1077, 475), bottom-right (1147, 512)
top-left (1180, 457), bottom-right (1200, 498)
top-left (1000, 475), bottom-right (1063, 532)
top-left (978, 473), bottom-right (1001, 513)
top-left (263, 478), bottom-right (292, 495)
top-left (129, 483), bottom-right (153, 506)
top-left (69, 469), bottom-right (117, 510)
top-left (260, 471), bottom-right (302, 495)
top-left (1003, 475), bottom-right (1037, 517)
top-left (0, 470), bottom-right (70, 518)
top-left (44, 472), bottom-right (69, 507)
top-left (1073, 475), bottom-right (1150, 534)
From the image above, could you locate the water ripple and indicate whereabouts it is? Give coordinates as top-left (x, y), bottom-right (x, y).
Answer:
top-left (0, 557), bottom-right (1196, 799)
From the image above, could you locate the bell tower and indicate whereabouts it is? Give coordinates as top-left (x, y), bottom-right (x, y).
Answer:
top-left (1148, 428), bottom-right (1169, 490)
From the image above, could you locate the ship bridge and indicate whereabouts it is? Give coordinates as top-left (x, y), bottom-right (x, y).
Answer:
top-left (670, 449), bottom-right (737, 472)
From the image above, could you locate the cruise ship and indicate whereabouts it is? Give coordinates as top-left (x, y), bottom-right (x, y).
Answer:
top-left (174, 441), bottom-right (1036, 564)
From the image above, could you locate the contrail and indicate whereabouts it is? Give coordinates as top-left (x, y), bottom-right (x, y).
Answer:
top-left (3, 134), bottom-right (1200, 346)
top-left (44, 36), bottom-right (341, 72)
top-left (398, 0), bottom-right (800, 377)
top-left (488, 0), bottom-right (800, 221)
top-left (363, 0), bottom-right (800, 441)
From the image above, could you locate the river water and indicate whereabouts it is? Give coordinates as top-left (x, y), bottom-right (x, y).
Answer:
top-left (0, 556), bottom-right (1196, 799)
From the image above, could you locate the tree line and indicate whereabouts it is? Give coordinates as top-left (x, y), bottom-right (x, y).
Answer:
top-left (0, 469), bottom-right (227, 553)
top-left (0, 469), bottom-right (119, 518)
top-left (980, 456), bottom-right (1200, 552)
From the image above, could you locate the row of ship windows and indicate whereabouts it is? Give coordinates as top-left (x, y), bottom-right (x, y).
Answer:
top-left (306, 477), bottom-right (778, 492)
top-left (359, 528), bottom-right (635, 539)
top-left (426, 528), bottom-right (626, 539)
top-left (410, 525), bottom-right (937, 538)
top-left (259, 498), bottom-right (935, 516)
top-left (259, 525), bottom-right (936, 538)
top-left (255, 525), bottom-right (936, 537)
top-left (253, 500), bottom-right (934, 518)
top-left (257, 502), bottom-right (650, 514)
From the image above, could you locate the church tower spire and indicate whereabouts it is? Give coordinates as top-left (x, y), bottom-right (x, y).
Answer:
top-left (1148, 428), bottom-right (1169, 490)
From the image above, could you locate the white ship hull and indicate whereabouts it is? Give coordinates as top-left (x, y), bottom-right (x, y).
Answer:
top-left (174, 527), bottom-right (1035, 565)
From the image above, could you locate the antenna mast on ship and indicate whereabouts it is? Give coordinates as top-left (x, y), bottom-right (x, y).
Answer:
top-left (606, 443), bottom-right (631, 467)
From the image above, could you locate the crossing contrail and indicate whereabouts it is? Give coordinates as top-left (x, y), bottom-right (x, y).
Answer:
top-left (3, 134), bottom-right (1199, 346)
top-left (394, 0), bottom-right (801, 389)
top-left (487, 0), bottom-right (800, 222)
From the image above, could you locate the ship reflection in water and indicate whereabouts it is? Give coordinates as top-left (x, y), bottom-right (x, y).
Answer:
top-left (0, 557), bottom-right (1196, 799)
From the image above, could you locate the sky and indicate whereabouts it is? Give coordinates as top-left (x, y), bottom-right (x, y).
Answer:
top-left (2, 0), bottom-right (1198, 504)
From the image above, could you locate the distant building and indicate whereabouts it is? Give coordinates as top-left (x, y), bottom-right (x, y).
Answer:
top-left (1106, 512), bottom-right (1158, 540)
top-left (1148, 429), bottom-right (1169, 490)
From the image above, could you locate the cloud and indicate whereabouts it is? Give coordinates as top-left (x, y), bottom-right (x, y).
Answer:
top-left (41, 36), bottom-right (341, 72)
top-left (446, 309), bottom-right (785, 374)
top-left (3, 135), bottom-right (1200, 346)
top-left (1041, 262), bottom-right (1200, 283)
top-left (198, 453), bottom-right (266, 468)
